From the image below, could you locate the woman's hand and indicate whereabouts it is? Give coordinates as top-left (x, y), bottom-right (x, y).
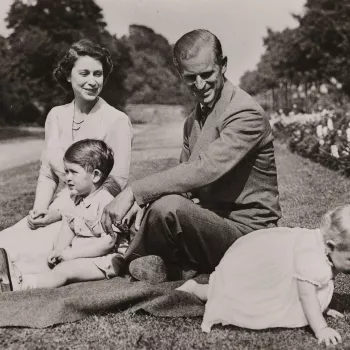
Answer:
top-left (316, 327), bottom-right (342, 346)
top-left (122, 202), bottom-right (146, 231)
top-left (27, 208), bottom-right (62, 229)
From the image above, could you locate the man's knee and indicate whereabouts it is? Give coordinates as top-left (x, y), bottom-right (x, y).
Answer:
top-left (147, 195), bottom-right (190, 219)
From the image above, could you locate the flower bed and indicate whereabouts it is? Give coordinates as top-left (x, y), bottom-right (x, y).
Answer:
top-left (271, 109), bottom-right (350, 176)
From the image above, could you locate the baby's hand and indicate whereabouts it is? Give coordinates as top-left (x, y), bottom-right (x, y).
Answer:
top-left (316, 327), bottom-right (342, 346)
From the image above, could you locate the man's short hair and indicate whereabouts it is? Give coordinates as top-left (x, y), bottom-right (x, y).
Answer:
top-left (173, 29), bottom-right (224, 69)
top-left (64, 139), bottom-right (114, 185)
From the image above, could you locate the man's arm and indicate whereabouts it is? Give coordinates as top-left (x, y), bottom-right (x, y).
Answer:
top-left (131, 111), bottom-right (267, 206)
top-left (101, 110), bottom-right (269, 234)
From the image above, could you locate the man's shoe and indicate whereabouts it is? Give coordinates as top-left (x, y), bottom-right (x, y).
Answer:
top-left (167, 262), bottom-right (198, 281)
top-left (0, 248), bottom-right (13, 292)
top-left (129, 255), bottom-right (168, 284)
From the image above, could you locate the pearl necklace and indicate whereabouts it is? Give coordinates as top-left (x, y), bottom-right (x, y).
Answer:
top-left (72, 104), bottom-right (85, 137)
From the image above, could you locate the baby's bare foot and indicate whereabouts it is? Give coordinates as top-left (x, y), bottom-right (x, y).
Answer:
top-left (176, 279), bottom-right (197, 294)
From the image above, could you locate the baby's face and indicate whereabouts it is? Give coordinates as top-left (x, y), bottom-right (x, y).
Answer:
top-left (329, 248), bottom-right (350, 274)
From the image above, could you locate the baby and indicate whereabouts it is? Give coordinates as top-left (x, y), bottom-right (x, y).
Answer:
top-left (0, 139), bottom-right (128, 291)
top-left (177, 204), bottom-right (350, 346)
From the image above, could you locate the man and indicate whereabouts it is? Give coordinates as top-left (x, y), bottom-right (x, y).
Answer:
top-left (102, 29), bottom-right (281, 282)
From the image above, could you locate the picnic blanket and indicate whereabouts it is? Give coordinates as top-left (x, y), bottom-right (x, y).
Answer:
top-left (0, 275), bottom-right (209, 328)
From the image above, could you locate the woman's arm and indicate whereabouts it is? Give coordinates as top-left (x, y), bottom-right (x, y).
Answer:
top-left (104, 116), bottom-right (133, 192)
top-left (33, 109), bottom-right (60, 212)
top-left (28, 109), bottom-right (63, 228)
top-left (297, 280), bottom-right (341, 345)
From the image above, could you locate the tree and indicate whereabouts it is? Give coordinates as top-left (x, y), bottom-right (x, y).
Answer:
top-left (294, 0), bottom-right (350, 94)
top-left (239, 70), bottom-right (264, 96)
top-left (121, 25), bottom-right (194, 107)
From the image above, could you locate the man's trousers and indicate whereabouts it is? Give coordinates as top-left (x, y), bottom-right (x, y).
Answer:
top-left (124, 195), bottom-right (255, 273)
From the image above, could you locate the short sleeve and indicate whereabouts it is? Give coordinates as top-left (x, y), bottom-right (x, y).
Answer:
top-left (37, 108), bottom-right (60, 185)
top-left (104, 114), bottom-right (133, 190)
top-left (84, 190), bottom-right (114, 237)
top-left (293, 230), bottom-right (332, 287)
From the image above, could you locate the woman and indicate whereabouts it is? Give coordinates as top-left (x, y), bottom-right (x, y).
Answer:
top-left (0, 39), bottom-right (132, 272)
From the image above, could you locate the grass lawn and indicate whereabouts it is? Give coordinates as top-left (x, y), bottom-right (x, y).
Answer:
top-left (1, 142), bottom-right (350, 349)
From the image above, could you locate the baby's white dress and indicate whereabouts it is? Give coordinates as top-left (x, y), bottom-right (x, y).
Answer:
top-left (202, 227), bottom-right (334, 332)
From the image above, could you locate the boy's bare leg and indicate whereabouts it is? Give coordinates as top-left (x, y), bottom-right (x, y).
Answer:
top-left (176, 280), bottom-right (209, 301)
top-left (32, 259), bottom-right (106, 289)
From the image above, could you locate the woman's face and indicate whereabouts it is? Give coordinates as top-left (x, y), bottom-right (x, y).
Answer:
top-left (68, 55), bottom-right (104, 102)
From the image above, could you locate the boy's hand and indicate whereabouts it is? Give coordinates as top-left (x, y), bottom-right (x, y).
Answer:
top-left (47, 249), bottom-right (62, 267)
top-left (316, 327), bottom-right (342, 346)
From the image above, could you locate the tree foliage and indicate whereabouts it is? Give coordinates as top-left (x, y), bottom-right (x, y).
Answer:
top-left (121, 25), bottom-right (194, 107)
top-left (239, 0), bottom-right (350, 106)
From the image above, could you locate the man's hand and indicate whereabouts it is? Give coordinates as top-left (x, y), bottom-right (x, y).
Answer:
top-left (28, 208), bottom-right (61, 230)
top-left (101, 186), bottom-right (135, 235)
top-left (122, 202), bottom-right (146, 231)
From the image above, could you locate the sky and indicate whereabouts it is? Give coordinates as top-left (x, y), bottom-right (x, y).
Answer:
top-left (0, 0), bottom-right (306, 84)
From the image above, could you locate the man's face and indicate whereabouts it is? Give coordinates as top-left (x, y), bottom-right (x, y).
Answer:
top-left (178, 45), bottom-right (227, 106)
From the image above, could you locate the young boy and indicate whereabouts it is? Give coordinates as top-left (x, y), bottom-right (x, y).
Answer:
top-left (0, 139), bottom-right (128, 291)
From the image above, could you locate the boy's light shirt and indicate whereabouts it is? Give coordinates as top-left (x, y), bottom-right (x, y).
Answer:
top-left (64, 188), bottom-right (120, 237)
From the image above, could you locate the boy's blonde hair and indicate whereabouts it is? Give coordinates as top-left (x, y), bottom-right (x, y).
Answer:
top-left (320, 204), bottom-right (350, 250)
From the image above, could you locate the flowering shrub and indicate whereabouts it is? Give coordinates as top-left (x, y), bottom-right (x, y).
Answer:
top-left (271, 108), bottom-right (350, 176)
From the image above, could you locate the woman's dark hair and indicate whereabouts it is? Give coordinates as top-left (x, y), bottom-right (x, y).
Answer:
top-left (64, 139), bottom-right (114, 185)
top-left (53, 39), bottom-right (113, 91)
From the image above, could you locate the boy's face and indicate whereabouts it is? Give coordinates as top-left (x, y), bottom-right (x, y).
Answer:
top-left (64, 161), bottom-right (96, 197)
